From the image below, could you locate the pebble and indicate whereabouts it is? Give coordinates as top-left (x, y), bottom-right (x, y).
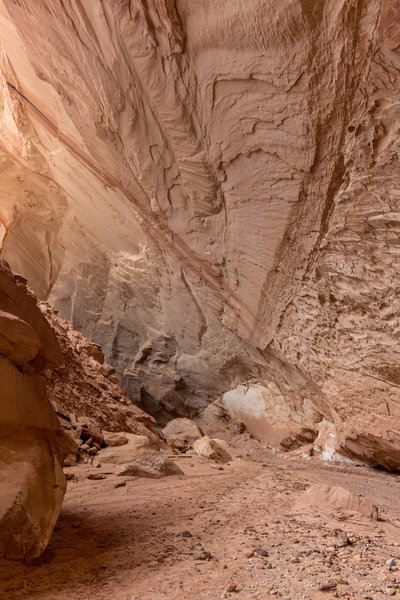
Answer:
top-left (227, 583), bottom-right (237, 592)
top-left (193, 551), bottom-right (211, 560)
top-left (387, 559), bottom-right (396, 571)
top-left (114, 481), bottom-right (126, 488)
top-left (318, 582), bottom-right (337, 591)
top-left (86, 473), bottom-right (106, 480)
top-left (254, 547), bottom-right (268, 557)
top-left (334, 577), bottom-right (349, 585)
top-left (175, 530), bottom-right (193, 538)
top-left (290, 557), bottom-right (301, 564)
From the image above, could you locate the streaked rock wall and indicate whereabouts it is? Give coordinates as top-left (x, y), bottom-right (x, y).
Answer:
top-left (1, 1), bottom-right (400, 465)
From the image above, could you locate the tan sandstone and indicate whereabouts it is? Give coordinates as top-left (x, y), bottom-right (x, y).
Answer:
top-left (0, 1), bottom-right (399, 469)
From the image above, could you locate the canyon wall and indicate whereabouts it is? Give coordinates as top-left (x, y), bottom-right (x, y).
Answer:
top-left (1, 1), bottom-right (400, 465)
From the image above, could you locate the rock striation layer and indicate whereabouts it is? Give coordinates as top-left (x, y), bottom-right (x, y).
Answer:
top-left (1, 1), bottom-right (400, 467)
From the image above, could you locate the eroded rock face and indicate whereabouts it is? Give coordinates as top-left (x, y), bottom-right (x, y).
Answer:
top-left (1, 2), bottom-right (400, 467)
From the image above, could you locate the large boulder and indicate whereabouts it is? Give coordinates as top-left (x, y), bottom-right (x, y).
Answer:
top-left (0, 263), bottom-right (70, 562)
top-left (97, 433), bottom-right (152, 464)
top-left (0, 310), bottom-right (41, 366)
top-left (0, 431), bottom-right (66, 562)
top-left (162, 418), bottom-right (203, 452)
top-left (193, 436), bottom-right (232, 463)
top-left (117, 450), bottom-right (183, 478)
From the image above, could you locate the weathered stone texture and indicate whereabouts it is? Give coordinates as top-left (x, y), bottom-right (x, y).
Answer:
top-left (1, 1), bottom-right (400, 466)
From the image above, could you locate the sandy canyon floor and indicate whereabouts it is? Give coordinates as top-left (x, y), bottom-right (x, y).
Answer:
top-left (2, 446), bottom-right (400, 600)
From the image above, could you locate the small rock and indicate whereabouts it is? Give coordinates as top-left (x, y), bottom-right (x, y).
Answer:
top-left (64, 454), bottom-right (77, 467)
top-left (334, 577), bottom-right (349, 585)
top-left (290, 557), bottom-right (301, 563)
top-left (244, 550), bottom-right (254, 558)
top-left (175, 530), bottom-right (193, 538)
top-left (114, 481), bottom-right (126, 488)
top-left (254, 547), bottom-right (268, 557)
top-left (100, 363), bottom-right (115, 377)
top-left (102, 431), bottom-right (129, 447)
top-left (86, 473), bottom-right (106, 480)
top-left (318, 582), bottom-right (337, 591)
top-left (387, 558), bottom-right (396, 571)
top-left (65, 473), bottom-right (75, 481)
top-left (193, 550), bottom-right (211, 560)
top-left (227, 583), bottom-right (237, 593)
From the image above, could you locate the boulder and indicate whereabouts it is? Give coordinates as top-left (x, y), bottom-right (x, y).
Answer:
top-left (0, 262), bottom-right (63, 369)
top-left (75, 416), bottom-right (105, 447)
top-left (0, 432), bottom-right (66, 562)
top-left (193, 436), bottom-right (232, 463)
top-left (0, 264), bottom-right (69, 562)
top-left (102, 431), bottom-right (129, 447)
top-left (295, 484), bottom-right (379, 520)
top-left (97, 433), bottom-right (152, 464)
top-left (222, 383), bottom-right (323, 450)
top-left (162, 418), bottom-right (203, 451)
top-left (117, 450), bottom-right (183, 478)
top-left (0, 310), bottom-right (41, 367)
top-left (0, 355), bottom-right (69, 563)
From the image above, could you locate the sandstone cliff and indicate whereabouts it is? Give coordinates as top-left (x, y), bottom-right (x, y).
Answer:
top-left (1, 1), bottom-right (400, 467)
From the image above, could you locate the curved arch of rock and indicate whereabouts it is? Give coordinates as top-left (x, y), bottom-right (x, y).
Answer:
top-left (1, 0), bottom-right (400, 468)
